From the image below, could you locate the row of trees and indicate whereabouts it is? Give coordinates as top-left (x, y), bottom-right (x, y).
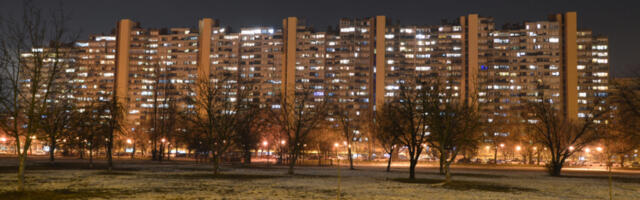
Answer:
top-left (0, 1), bottom-right (127, 191)
top-left (373, 79), bottom-right (640, 182)
top-left (1, 1), bottom-right (639, 191)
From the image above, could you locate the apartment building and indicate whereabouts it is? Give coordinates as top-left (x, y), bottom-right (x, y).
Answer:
top-left (21, 12), bottom-right (609, 143)
top-left (577, 30), bottom-right (609, 118)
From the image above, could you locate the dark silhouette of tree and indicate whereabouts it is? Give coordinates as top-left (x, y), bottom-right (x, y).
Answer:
top-left (526, 100), bottom-right (607, 176)
top-left (374, 103), bottom-right (402, 172)
top-left (271, 87), bottom-right (328, 175)
top-left (0, 0), bottom-right (77, 191)
top-left (183, 77), bottom-right (251, 175)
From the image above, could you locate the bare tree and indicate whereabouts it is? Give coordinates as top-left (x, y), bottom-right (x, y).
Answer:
top-left (0, 1), bottom-right (76, 191)
top-left (234, 100), bottom-right (266, 166)
top-left (40, 82), bottom-right (76, 165)
top-left (374, 103), bottom-right (402, 172)
top-left (526, 100), bottom-right (608, 176)
top-left (331, 106), bottom-right (364, 170)
top-left (426, 97), bottom-right (482, 184)
top-left (611, 77), bottom-right (640, 135)
top-left (481, 108), bottom-right (510, 164)
top-left (183, 77), bottom-right (249, 175)
top-left (391, 84), bottom-right (430, 180)
top-left (608, 78), bottom-right (640, 167)
top-left (271, 87), bottom-right (328, 175)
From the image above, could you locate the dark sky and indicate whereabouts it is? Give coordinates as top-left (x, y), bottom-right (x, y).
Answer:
top-left (1, 0), bottom-right (638, 77)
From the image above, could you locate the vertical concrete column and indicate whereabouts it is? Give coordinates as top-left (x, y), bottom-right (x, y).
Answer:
top-left (198, 18), bottom-right (213, 83)
top-left (115, 19), bottom-right (132, 118)
top-left (282, 17), bottom-right (298, 105)
top-left (460, 14), bottom-right (479, 105)
top-left (562, 12), bottom-right (578, 121)
top-left (374, 15), bottom-right (386, 112)
top-left (466, 14), bottom-right (479, 105)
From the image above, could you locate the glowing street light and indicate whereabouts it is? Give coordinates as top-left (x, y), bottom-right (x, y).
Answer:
top-left (569, 146), bottom-right (575, 151)
top-left (281, 140), bottom-right (286, 145)
top-left (500, 143), bottom-right (505, 148)
top-left (0, 137), bottom-right (6, 142)
top-left (334, 143), bottom-right (339, 147)
top-left (596, 147), bottom-right (603, 152)
top-left (262, 141), bottom-right (268, 147)
top-left (126, 139), bottom-right (132, 144)
top-left (161, 138), bottom-right (166, 143)
top-left (585, 148), bottom-right (591, 153)
top-left (516, 146), bottom-right (522, 151)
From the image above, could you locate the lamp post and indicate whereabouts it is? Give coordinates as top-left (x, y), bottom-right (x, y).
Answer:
top-left (500, 143), bottom-right (505, 162)
top-left (263, 141), bottom-right (269, 166)
top-left (277, 140), bottom-right (285, 165)
top-left (127, 139), bottom-right (134, 159)
top-left (516, 145), bottom-right (522, 164)
top-left (161, 138), bottom-right (166, 160)
top-left (335, 142), bottom-right (341, 200)
top-left (0, 137), bottom-right (5, 154)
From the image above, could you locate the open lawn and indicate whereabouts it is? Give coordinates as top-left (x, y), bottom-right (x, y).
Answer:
top-left (0, 157), bottom-right (638, 199)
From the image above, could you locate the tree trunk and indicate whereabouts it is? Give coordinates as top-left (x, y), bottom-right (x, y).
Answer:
top-left (131, 144), bottom-right (135, 160)
top-left (386, 148), bottom-right (393, 172)
top-left (166, 144), bottom-right (171, 161)
top-left (548, 161), bottom-right (563, 176)
top-left (536, 150), bottom-right (541, 165)
top-left (493, 146), bottom-right (498, 164)
top-left (151, 142), bottom-right (157, 161)
top-left (444, 162), bottom-right (452, 183)
top-left (367, 138), bottom-right (374, 161)
top-left (288, 151), bottom-right (299, 175)
top-left (439, 154), bottom-right (445, 174)
top-left (347, 147), bottom-right (354, 170)
top-left (620, 155), bottom-right (625, 168)
top-left (409, 158), bottom-right (418, 179)
top-left (212, 153), bottom-right (221, 175)
top-left (17, 153), bottom-right (26, 191)
top-left (158, 144), bottom-right (164, 162)
top-left (243, 146), bottom-right (252, 166)
top-left (107, 138), bottom-right (113, 172)
top-left (49, 135), bottom-right (56, 165)
top-left (89, 147), bottom-right (94, 168)
top-left (79, 143), bottom-right (84, 159)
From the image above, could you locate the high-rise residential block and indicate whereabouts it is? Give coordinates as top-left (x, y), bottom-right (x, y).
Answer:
top-left (21, 12), bottom-right (609, 142)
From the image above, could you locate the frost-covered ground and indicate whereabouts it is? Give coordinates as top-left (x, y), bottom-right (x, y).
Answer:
top-left (0, 157), bottom-right (638, 199)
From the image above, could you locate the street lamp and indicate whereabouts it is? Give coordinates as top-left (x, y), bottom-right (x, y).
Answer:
top-left (263, 141), bottom-right (269, 165)
top-left (262, 141), bottom-right (268, 157)
top-left (499, 143), bottom-right (505, 161)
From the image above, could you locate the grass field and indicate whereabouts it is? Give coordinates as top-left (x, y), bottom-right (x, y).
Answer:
top-left (0, 157), bottom-right (638, 199)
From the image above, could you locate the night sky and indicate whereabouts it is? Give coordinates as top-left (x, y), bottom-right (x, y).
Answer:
top-left (1, 0), bottom-right (637, 77)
